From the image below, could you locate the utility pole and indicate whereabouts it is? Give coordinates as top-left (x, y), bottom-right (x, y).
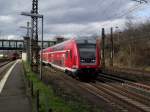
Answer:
top-left (115, 26), bottom-right (119, 43)
top-left (20, 22), bottom-right (31, 62)
top-left (0, 31), bottom-right (1, 39)
top-left (31, 0), bottom-right (39, 71)
top-left (26, 22), bottom-right (31, 63)
top-left (110, 27), bottom-right (114, 67)
top-left (101, 28), bottom-right (105, 69)
top-left (27, 22), bottom-right (30, 37)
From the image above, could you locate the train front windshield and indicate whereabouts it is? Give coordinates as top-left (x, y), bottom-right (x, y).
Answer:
top-left (77, 39), bottom-right (96, 65)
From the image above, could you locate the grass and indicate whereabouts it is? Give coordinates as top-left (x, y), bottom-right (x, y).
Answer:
top-left (23, 61), bottom-right (99, 112)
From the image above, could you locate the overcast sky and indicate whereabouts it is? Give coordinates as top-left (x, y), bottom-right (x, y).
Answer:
top-left (0, 0), bottom-right (150, 40)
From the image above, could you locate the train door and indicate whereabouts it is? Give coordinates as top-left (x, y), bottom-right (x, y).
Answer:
top-left (65, 50), bottom-right (71, 67)
top-left (69, 50), bottom-right (73, 67)
top-left (65, 51), bottom-right (69, 67)
top-left (61, 53), bottom-right (65, 67)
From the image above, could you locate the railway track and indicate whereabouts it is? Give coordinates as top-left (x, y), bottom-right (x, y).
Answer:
top-left (44, 66), bottom-right (150, 112)
top-left (99, 73), bottom-right (150, 95)
top-left (103, 68), bottom-right (150, 86)
top-left (96, 73), bottom-right (150, 112)
top-left (79, 77), bottom-right (150, 112)
top-left (0, 61), bottom-right (14, 81)
top-left (97, 77), bottom-right (150, 106)
top-left (44, 66), bottom-right (124, 112)
top-left (104, 67), bottom-right (150, 77)
top-left (0, 61), bottom-right (10, 67)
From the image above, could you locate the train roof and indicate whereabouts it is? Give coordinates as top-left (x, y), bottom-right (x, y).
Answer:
top-left (42, 38), bottom-right (74, 51)
top-left (42, 36), bottom-right (98, 51)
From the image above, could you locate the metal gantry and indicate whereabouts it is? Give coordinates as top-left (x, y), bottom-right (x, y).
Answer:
top-left (31, 0), bottom-right (39, 70)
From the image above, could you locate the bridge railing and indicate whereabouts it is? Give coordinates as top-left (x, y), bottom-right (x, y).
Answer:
top-left (0, 39), bottom-right (56, 50)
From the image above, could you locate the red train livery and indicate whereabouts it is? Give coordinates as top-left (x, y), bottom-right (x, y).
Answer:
top-left (41, 38), bottom-right (101, 77)
top-left (11, 52), bottom-right (19, 60)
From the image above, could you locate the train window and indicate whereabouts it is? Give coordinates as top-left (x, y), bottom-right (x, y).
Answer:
top-left (78, 44), bottom-right (96, 48)
top-left (78, 44), bottom-right (96, 61)
top-left (76, 39), bottom-right (96, 44)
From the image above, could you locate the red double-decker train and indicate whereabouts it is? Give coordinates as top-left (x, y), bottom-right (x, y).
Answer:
top-left (40, 37), bottom-right (101, 77)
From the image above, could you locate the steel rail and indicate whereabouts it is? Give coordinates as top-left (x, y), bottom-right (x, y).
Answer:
top-left (99, 73), bottom-right (150, 91)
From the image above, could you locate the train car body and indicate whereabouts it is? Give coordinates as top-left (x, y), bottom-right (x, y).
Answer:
top-left (41, 38), bottom-right (101, 77)
top-left (11, 52), bottom-right (19, 60)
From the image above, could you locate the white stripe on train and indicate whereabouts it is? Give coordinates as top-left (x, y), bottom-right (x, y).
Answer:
top-left (42, 60), bottom-right (77, 73)
top-left (42, 50), bottom-right (70, 55)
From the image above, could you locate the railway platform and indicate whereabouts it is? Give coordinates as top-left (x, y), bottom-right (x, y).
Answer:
top-left (0, 60), bottom-right (32, 112)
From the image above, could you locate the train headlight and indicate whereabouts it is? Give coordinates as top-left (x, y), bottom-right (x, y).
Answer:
top-left (80, 59), bottom-right (84, 62)
top-left (92, 59), bottom-right (96, 62)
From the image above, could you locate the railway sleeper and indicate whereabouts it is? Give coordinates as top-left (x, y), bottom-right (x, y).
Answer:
top-left (97, 76), bottom-right (150, 106)
top-left (93, 83), bottom-right (150, 112)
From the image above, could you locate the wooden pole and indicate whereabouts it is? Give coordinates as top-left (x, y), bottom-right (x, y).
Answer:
top-left (101, 28), bottom-right (105, 68)
top-left (110, 27), bottom-right (114, 67)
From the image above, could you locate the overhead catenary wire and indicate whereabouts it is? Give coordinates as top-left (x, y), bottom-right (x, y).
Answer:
top-left (100, 0), bottom-right (149, 20)
top-left (131, 0), bottom-right (148, 3)
top-left (100, 1), bottom-right (148, 27)
top-left (119, 1), bottom-right (148, 21)
top-left (78, 0), bottom-right (149, 35)
top-left (78, 0), bottom-right (117, 35)
top-left (95, 0), bottom-right (108, 9)
top-left (117, 1), bottom-right (149, 18)
top-left (78, 1), bottom-right (137, 34)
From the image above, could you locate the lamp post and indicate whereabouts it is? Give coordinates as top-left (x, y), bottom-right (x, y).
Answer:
top-left (21, 12), bottom-right (44, 80)
top-left (0, 31), bottom-right (1, 39)
top-left (110, 27), bottom-right (114, 67)
top-left (20, 26), bottom-right (32, 37)
top-left (40, 16), bottom-right (44, 80)
top-left (101, 28), bottom-right (105, 68)
top-left (115, 26), bottom-right (120, 42)
top-left (20, 23), bottom-right (32, 62)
